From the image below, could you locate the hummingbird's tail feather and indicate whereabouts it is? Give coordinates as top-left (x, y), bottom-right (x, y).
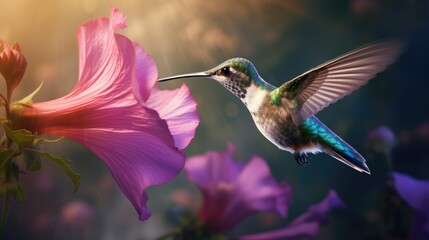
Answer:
top-left (319, 130), bottom-right (371, 175)
top-left (300, 117), bottom-right (371, 174)
top-left (321, 142), bottom-right (370, 174)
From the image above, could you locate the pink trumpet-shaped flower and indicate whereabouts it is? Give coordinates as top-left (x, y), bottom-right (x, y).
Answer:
top-left (10, 7), bottom-right (199, 221)
top-left (184, 144), bottom-right (291, 231)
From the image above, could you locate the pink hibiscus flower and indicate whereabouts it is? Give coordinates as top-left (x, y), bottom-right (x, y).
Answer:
top-left (10, 7), bottom-right (199, 221)
top-left (184, 143), bottom-right (291, 231)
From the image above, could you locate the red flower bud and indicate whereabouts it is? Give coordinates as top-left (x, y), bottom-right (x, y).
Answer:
top-left (0, 39), bottom-right (28, 101)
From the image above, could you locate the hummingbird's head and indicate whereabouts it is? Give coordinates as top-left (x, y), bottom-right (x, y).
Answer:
top-left (206, 58), bottom-right (261, 98)
top-left (158, 58), bottom-right (263, 99)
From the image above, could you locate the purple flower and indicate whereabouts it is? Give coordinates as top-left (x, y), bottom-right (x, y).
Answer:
top-left (392, 172), bottom-right (429, 240)
top-left (240, 190), bottom-right (346, 240)
top-left (184, 143), bottom-right (290, 231)
top-left (367, 126), bottom-right (396, 155)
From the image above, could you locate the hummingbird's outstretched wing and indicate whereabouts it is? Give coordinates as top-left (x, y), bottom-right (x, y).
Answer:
top-left (272, 41), bottom-right (403, 125)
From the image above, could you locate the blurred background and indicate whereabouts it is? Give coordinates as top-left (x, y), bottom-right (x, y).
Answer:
top-left (1, 0), bottom-right (429, 239)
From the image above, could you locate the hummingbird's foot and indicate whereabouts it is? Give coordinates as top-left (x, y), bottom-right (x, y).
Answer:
top-left (294, 152), bottom-right (310, 166)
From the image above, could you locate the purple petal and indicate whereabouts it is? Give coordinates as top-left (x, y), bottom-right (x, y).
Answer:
top-left (216, 156), bottom-right (291, 230)
top-left (291, 190), bottom-right (346, 226)
top-left (185, 144), bottom-right (290, 231)
top-left (185, 143), bottom-right (243, 189)
top-left (240, 190), bottom-right (345, 240)
top-left (392, 172), bottom-right (429, 238)
top-left (392, 172), bottom-right (429, 213)
top-left (235, 156), bottom-right (291, 217)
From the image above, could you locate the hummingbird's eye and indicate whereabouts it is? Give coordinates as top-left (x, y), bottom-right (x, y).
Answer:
top-left (220, 67), bottom-right (231, 76)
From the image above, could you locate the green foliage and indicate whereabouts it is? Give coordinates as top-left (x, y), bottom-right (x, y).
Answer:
top-left (21, 150), bottom-right (42, 172)
top-left (26, 150), bottom-right (80, 193)
top-left (0, 120), bottom-right (80, 235)
top-left (1, 123), bottom-right (80, 194)
top-left (0, 182), bottom-right (26, 202)
top-left (3, 125), bottom-right (36, 148)
top-left (12, 81), bottom-right (44, 106)
top-left (0, 149), bottom-right (15, 170)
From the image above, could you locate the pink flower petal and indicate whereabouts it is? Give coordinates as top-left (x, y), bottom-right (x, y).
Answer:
top-left (76, 8), bottom-right (125, 83)
top-left (72, 7), bottom-right (132, 100)
top-left (58, 126), bottom-right (184, 221)
top-left (146, 85), bottom-right (199, 149)
top-left (132, 43), bottom-right (158, 103)
top-left (133, 41), bottom-right (199, 149)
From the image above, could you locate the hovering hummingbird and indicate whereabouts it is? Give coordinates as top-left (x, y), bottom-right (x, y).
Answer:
top-left (158, 41), bottom-right (403, 174)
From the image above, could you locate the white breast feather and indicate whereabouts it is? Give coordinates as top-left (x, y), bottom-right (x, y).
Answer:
top-left (243, 84), bottom-right (268, 113)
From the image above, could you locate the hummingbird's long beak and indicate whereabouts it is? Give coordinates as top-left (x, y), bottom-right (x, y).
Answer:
top-left (157, 72), bottom-right (211, 82)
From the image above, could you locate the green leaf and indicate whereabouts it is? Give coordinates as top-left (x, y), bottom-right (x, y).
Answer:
top-left (14, 81), bottom-right (44, 105)
top-left (22, 150), bottom-right (42, 172)
top-left (33, 136), bottom-right (63, 146)
top-left (0, 181), bottom-right (26, 202)
top-left (0, 189), bottom-right (11, 235)
top-left (3, 125), bottom-right (36, 148)
top-left (10, 162), bottom-right (20, 181)
top-left (26, 150), bottom-right (80, 193)
top-left (15, 182), bottom-right (26, 202)
top-left (27, 158), bottom-right (42, 172)
top-left (0, 183), bottom-right (12, 195)
top-left (0, 149), bottom-right (16, 170)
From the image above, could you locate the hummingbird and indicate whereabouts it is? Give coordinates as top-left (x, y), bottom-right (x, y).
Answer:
top-left (158, 41), bottom-right (403, 174)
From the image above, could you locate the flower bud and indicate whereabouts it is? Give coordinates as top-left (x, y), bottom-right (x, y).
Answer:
top-left (0, 39), bottom-right (28, 100)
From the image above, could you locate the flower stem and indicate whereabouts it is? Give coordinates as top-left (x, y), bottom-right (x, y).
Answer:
top-left (0, 191), bottom-right (10, 236)
top-left (0, 93), bottom-right (9, 119)
top-left (0, 159), bottom-right (12, 237)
